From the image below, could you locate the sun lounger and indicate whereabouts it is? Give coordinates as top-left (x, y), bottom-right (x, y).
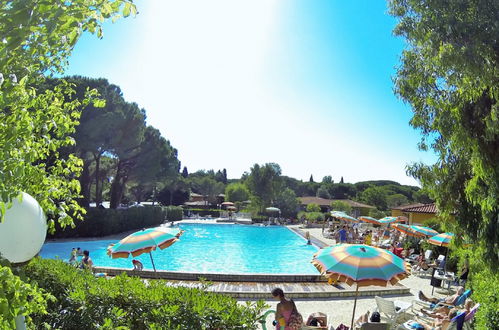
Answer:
top-left (375, 296), bottom-right (411, 327)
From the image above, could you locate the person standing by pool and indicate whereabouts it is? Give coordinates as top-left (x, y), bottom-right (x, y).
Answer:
top-left (272, 288), bottom-right (303, 329)
top-left (81, 250), bottom-right (94, 271)
top-left (305, 231), bottom-right (312, 245)
top-left (338, 226), bottom-right (347, 243)
top-left (68, 248), bottom-right (77, 263)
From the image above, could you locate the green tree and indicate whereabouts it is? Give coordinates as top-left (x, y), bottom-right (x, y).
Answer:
top-left (306, 203), bottom-right (321, 213)
top-left (191, 176), bottom-right (224, 204)
top-left (358, 186), bottom-right (388, 210)
top-left (108, 102), bottom-right (147, 208)
top-left (322, 176), bottom-right (333, 184)
top-left (330, 201), bottom-right (352, 214)
top-left (123, 126), bottom-right (180, 205)
top-left (368, 208), bottom-right (387, 219)
top-left (386, 193), bottom-right (409, 208)
top-left (0, 0), bottom-right (135, 229)
top-left (274, 188), bottom-right (299, 218)
top-left (309, 174), bottom-right (314, 182)
top-left (225, 183), bottom-right (250, 203)
top-left (316, 186), bottom-right (331, 199)
top-left (245, 163), bottom-right (282, 212)
top-left (181, 166), bottom-right (189, 178)
top-left (390, 1), bottom-right (499, 327)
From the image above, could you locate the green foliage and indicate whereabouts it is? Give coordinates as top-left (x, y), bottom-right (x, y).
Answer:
top-left (469, 268), bottom-right (499, 329)
top-left (330, 201), bottom-right (352, 214)
top-left (358, 186), bottom-right (388, 210)
top-left (386, 194), bottom-right (409, 208)
top-left (368, 208), bottom-right (387, 219)
top-left (390, 0), bottom-right (499, 265)
top-left (225, 182), bottom-right (250, 202)
top-left (0, 0), bottom-right (135, 228)
top-left (274, 188), bottom-right (299, 218)
top-left (245, 163), bottom-right (282, 212)
top-left (25, 258), bottom-right (267, 329)
top-left (306, 203), bottom-right (321, 213)
top-left (164, 206), bottom-right (183, 222)
top-left (0, 263), bottom-right (50, 329)
top-left (316, 186), bottom-right (331, 199)
top-left (48, 207), bottom-right (167, 238)
top-left (421, 217), bottom-right (443, 233)
top-left (189, 176), bottom-right (224, 204)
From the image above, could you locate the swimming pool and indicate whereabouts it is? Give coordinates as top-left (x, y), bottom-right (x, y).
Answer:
top-left (40, 223), bottom-right (319, 274)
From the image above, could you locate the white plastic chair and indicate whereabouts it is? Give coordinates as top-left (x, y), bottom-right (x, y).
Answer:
top-left (374, 296), bottom-right (411, 327)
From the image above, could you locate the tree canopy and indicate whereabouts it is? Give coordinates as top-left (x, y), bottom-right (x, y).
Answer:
top-left (0, 0), bottom-right (136, 230)
top-left (390, 1), bottom-right (499, 326)
top-left (390, 0), bottom-right (498, 265)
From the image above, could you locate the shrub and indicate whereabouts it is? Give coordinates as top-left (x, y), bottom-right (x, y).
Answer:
top-left (164, 206), bottom-right (183, 221)
top-left (330, 200), bottom-right (352, 214)
top-left (469, 268), bottom-right (499, 329)
top-left (0, 262), bottom-right (50, 329)
top-left (25, 258), bottom-right (267, 329)
top-left (48, 207), bottom-right (167, 238)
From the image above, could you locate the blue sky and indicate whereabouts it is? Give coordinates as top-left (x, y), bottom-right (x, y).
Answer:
top-left (65, 0), bottom-right (435, 185)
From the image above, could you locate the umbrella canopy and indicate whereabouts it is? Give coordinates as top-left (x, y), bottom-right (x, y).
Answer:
top-left (226, 205), bottom-right (237, 211)
top-left (391, 223), bottom-right (421, 237)
top-left (427, 232), bottom-right (454, 247)
top-left (312, 244), bottom-right (410, 286)
top-left (410, 225), bottom-right (439, 237)
top-left (221, 201), bottom-right (234, 206)
top-left (331, 211), bottom-right (359, 223)
top-left (312, 244), bottom-right (410, 329)
top-left (107, 227), bottom-right (183, 271)
top-left (378, 216), bottom-right (399, 224)
top-left (265, 207), bottom-right (280, 213)
top-left (358, 216), bottom-right (380, 225)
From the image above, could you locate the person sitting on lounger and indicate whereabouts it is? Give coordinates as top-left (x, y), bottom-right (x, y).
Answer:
top-left (418, 286), bottom-right (464, 305)
top-left (416, 309), bottom-right (459, 330)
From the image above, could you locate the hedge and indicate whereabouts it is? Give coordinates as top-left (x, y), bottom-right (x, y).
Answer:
top-left (164, 205), bottom-right (183, 222)
top-left (25, 258), bottom-right (267, 329)
top-left (48, 206), bottom-right (167, 238)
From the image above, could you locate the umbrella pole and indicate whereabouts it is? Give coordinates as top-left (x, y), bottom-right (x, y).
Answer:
top-left (149, 252), bottom-right (157, 272)
top-left (350, 285), bottom-right (359, 330)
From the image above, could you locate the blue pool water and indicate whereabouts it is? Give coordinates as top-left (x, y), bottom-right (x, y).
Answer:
top-left (40, 223), bottom-right (319, 274)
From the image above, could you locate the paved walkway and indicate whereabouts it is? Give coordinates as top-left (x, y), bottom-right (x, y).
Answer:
top-left (162, 280), bottom-right (409, 299)
top-left (246, 274), bottom-right (453, 330)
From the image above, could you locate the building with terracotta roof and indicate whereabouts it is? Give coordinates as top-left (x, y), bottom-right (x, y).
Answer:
top-left (298, 197), bottom-right (374, 217)
top-left (391, 203), bottom-right (442, 224)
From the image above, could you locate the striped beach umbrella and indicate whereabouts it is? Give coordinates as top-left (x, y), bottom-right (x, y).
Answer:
top-left (107, 226), bottom-right (183, 272)
top-left (391, 223), bottom-right (420, 237)
top-left (331, 211), bottom-right (359, 223)
top-left (427, 232), bottom-right (454, 247)
top-left (378, 216), bottom-right (402, 224)
top-left (358, 216), bottom-right (380, 225)
top-left (411, 225), bottom-right (439, 237)
top-left (312, 244), bottom-right (410, 329)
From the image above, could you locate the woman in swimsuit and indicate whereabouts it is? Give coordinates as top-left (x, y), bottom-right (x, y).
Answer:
top-left (272, 288), bottom-right (298, 330)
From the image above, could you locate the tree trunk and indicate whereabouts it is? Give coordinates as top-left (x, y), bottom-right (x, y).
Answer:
top-left (79, 160), bottom-right (91, 208)
top-left (110, 160), bottom-right (129, 208)
top-left (93, 152), bottom-right (102, 205)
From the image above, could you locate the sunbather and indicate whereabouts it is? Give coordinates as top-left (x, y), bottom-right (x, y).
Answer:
top-left (415, 309), bottom-right (459, 330)
top-left (418, 286), bottom-right (464, 305)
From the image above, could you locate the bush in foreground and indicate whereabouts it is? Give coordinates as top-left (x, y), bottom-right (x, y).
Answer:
top-left (25, 258), bottom-right (266, 329)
